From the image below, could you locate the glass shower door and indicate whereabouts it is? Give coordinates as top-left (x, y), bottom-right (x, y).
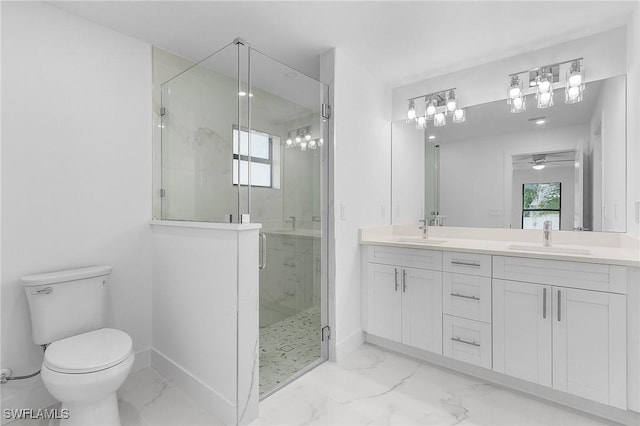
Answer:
top-left (248, 48), bottom-right (328, 397)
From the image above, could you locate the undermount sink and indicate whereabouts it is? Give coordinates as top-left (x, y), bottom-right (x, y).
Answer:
top-left (507, 244), bottom-right (591, 256)
top-left (395, 237), bottom-right (447, 245)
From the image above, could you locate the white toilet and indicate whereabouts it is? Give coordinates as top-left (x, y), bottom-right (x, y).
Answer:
top-left (21, 266), bottom-right (134, 426)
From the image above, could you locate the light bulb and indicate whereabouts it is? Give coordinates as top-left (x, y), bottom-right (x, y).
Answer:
top-left (568, 86), bottom-right (580, 99)
top-left (238, 91), bottom-right (247, 96)
top-left (426, 99), bottom-right (436, 117)
top-left (434, 112), bottom-right (445, 127)
top-left (513, 97), bottom-right (523, 108)
top-left (569, 74), bottom-right (582, 87)
top-left (446, 100), bottom-right (456, 112)
top-left (295, 135), bottom-right (302, 144)
top-left (540, 92), bottom-right (551, 103)
top-left (533, 163), bottom-right (546, 170)
top-left (416, 116), bottom-right (426, 129)
top-left (309, 139), bottom-right (317, 149)
top-left (428, 135), bottom-right (436, 140)
top-left (453, 109), bottom-right (465, 123)
top-left (300, 141), bottom-right (307, 151)
top-left (408, 109), bottom-right (416, 120)
top-left (305, 134), bottom-right (312, 141)
top-left (538, 80), bottom-right (550, 92)
top-left (509, 87), bottom-right (521, 99)
top-left (286, 138), bottom-right (293, 146)
top-left (318, 138), bottom-right (324, 147)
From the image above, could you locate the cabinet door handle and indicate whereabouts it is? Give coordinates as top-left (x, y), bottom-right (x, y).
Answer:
top-left (450, 293), bottom-right (480, 301)
top-left (451, 337), bottom-right (480, 347)
top-left (543, 287), bottom-right (547, 319)
top-left (557, 290), bottom-right (561, 322)
top-left (394, 268), bottom-right (399, 291)
top-left (451, 260), bottom-right (481, 268)
top-left (259, 232), bottom-right (267, 270)
top-left (402, 269), bottom-right (407, 292)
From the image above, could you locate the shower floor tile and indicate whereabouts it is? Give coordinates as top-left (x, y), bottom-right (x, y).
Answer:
top-left (259, 306), bottom-right (321, 396)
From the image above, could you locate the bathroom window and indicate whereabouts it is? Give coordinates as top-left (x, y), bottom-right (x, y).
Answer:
top-left (232, 127), bottom-right (278, 188)
top-left (522, 182), bottom-right (561, 230)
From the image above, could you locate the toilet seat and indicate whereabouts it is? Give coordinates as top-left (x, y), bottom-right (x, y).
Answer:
top-left (44, 328), bottom-right (132, 374)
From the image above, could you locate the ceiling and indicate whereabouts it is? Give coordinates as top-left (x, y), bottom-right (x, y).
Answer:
top-left (51, 1), bottom-right (636, 88)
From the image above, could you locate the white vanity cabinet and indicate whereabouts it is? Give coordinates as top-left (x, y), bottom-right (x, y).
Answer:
top-left (493, 256), bottom-right (627, 409)
top-left (364, 246), bottom-right (443, 354)
top-left (442, 251), bottom-right (493, 368)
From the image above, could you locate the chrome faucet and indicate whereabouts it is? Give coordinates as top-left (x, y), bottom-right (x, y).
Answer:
top-left (286, 216), bottom-right (297, 231)
top-left (418, 219), bottom-right (428, 239)
top-left (543, 220), bottom-right (552, 246)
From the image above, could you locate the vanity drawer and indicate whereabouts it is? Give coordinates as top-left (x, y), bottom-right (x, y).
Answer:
top-left (367, 245), bottom-right (442, 271)
top-left (443, 315), bottom-right (492, 369)
top-left (443, 251), bottom-right (491, 277)
top-left (493, 256), bottom-right (627, 294)
top-left (443, 273), bottom-right (491, 323)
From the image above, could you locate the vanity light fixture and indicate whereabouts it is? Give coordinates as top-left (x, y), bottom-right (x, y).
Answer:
top-left (532, 160), bottom-right (546, 170)
top-left (532, 154), bottom-right (546, 170)
top-left (507, 58), bottom-right (584, 113)
top-left (285, 126), bottom-right (321, 151)
top-left (406, 88), bottom-right (466, 130)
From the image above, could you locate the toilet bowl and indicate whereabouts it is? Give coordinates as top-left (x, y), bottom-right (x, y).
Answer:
top-left (40, 328), bottom-right (134, 426)
top-left (20, 266), bottom-right (134, 426)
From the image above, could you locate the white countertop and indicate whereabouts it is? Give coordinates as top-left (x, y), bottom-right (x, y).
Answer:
top-left (360, 225), bottom-right (640, 267)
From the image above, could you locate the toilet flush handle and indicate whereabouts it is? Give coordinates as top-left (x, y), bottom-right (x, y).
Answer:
top-left (32, 287), bottom-right (53, 295)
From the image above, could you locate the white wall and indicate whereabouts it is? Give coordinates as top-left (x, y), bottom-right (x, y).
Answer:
top-left (439, 124), bottom-right (589, 229)
top-left (627, 4), bottom-right (640, 239)
top-left (322, 48), bottom-right (391, 359)
top-left (1, 1), bottom-right (152, 414)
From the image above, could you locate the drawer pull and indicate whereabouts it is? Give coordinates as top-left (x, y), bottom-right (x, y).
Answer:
top-left (394, 268), bottom-right (399, 292)
top-left (543, 287), bottom-right (547, 319)
top-left (450, 293), bottom-right (480, 301)
top-left (402, 269), bottom-right (407, 292)
top-left (451, 260), bottom-right (481, 268)
top-left (451, 337), bottom-right (480, 347)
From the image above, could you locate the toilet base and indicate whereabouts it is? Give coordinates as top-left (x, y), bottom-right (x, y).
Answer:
top-left (56, 393), bottom-right (121, 426)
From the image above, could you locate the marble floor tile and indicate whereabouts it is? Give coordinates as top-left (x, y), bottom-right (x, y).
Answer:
top-left (253, 343), bottom-right (613, 426)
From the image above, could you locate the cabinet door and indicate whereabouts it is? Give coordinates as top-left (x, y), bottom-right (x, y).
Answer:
top-left (552, 287), bottom-right (626, 409)
top-left (493, 279), bottom-right (552, 387)
top-left (401, 268), bottom-right (442, 353)
top-left (368, 263), bottom-right (402, 343)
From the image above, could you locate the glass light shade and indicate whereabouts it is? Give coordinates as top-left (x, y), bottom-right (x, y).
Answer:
top-left (407, 99), bottom-right (416, 121)
top-left (510, 95), bottom-right (526, 113)
top-left (453, 108), bottom-right (466, 123)
top-left (300, 141), bottom-right (307, 151)
top-left (565, 61), bottom-right (584, 104)
top-left (434, 112), bottom-right (446, 126)
top-left (295, 135), bottom-right (302, 144)
top-left (305, 133), bottom-right (312, 141)
top-left (537, 90), bottom-right (553, 108)
top-left (285, 138), bottom-right (293, 147)
top-left (416, 115), bottom-right (427, 129)
top-left (446, 90), bottom-right (457, 112)
top-left (426, 98), bottom-right (437, 117)
top-left (318, 138), bottom-right (324, 147)
top-left (309, 139), bottom-right (317, 149)
top-left (533, 163), bottom-right (546, 170)
top-left (509, 86), bottom-right (521, 99)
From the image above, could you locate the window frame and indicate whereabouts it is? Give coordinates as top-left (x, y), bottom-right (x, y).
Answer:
top-left (521, 182), bottom-right (562, 230)
top-left (232, 126), bottom-right (274, 188)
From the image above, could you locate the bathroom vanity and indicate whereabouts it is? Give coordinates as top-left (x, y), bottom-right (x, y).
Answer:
top-left (360, 225), bottom-right (640, 424)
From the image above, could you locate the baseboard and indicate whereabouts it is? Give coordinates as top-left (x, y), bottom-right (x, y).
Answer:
top-left (334, 329), bottom-right (365, 362)
top-left (150, 348), bottom-right (234, 425)
top-left (131, 348), bottom-right (151, 373)
top-left (366, 334), bottom-right (639, 426)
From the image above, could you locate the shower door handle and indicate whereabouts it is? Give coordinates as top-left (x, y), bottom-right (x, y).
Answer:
top-left (259, 232), bottom-right (267, 270)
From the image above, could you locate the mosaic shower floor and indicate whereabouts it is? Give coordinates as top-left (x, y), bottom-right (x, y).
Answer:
top-left (259, 306), bottom-right (321, 396)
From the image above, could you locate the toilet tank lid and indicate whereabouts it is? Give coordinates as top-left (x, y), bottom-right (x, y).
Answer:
top-left (20, 265), bottom-right (113, 287)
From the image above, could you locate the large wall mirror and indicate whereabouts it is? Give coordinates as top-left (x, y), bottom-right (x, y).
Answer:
top-left (391, 75), bottom-right (627, 232)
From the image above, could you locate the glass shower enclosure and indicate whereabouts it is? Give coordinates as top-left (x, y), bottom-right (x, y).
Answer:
top-left (157, 39), bottom-right (329, 398)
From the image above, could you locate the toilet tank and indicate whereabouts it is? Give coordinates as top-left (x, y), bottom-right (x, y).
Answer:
top-left (21, 266), bottom-right (112, 345)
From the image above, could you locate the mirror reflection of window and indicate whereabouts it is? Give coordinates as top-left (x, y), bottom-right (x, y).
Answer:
top-left (232, 126), bottom-right (278, 187)
top-left (522, 182), bottom-right (561, 230)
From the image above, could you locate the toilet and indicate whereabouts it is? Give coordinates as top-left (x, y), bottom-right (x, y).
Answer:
top-left (21, 266), bottom-right (134, 426)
